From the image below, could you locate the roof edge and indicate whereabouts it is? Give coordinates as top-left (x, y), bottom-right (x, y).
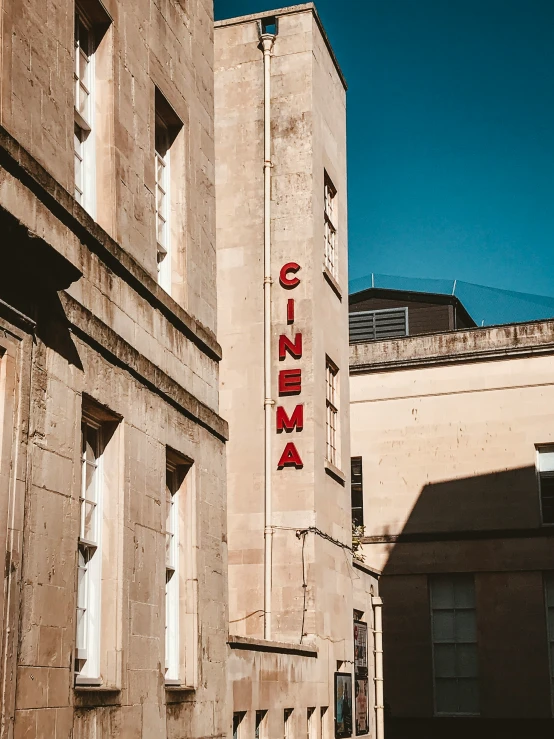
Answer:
top-left (214, 3), bottom-right (347, 91)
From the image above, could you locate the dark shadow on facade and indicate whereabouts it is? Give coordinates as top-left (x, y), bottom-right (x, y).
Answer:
top-left (0, 206), bottom-right (83, 369)
top-left (373, 466), bottom-right (554, 739)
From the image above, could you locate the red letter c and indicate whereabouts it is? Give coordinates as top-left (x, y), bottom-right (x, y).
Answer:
top-left (279, 262), bottom-right (301, 289)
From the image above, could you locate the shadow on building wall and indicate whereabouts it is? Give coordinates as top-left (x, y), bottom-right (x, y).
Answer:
top-left (375, 465), bottom-right (554, 739)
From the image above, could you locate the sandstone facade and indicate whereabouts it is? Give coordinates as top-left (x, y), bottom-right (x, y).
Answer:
top-left (350, 321), bottom-right (554, 738)
top-left (216, 6), bottom-right (379, 739)
top-left (0, 0), bottom-right (228, 737)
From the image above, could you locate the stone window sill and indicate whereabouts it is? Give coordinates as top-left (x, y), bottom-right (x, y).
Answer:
top-left (325, 460), bottom-right (346, 486)
top-left (323, 266), bottom-right (342, 300)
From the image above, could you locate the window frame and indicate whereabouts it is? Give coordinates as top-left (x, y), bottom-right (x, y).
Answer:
top-left (536, 446), bottom-right (554, 526)
top-left (351, 457), bottom-right (364, 529)
top-left (429, 574), bottom-right (479, 717)
top-left (165, 460), bottom-right (180, 684)
top-left (74, 5), bottom-right (97, 217)
top-left (155, 112), bottom-right (172, 293)
top-left (75, 413), bottom-right (104, 684)
top-left (325, 357), bottom-right (339, 468)
top-left (323, 173), bottom-right (338, 280)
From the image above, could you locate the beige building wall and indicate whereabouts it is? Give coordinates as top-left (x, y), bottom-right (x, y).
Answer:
top-left (216, 5), bottom-right (377, 739)
top-left (350, 322), bottom-right (554, 733)
top-left (0, 1), bottom-right (228, 738)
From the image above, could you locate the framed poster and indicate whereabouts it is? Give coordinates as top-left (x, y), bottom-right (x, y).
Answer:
top-left (334, 672), bottom-right (353, 739)
top-left (355, 677), bottom-right (369, 736)
top-left (353, 621), bottom-right (368, 675)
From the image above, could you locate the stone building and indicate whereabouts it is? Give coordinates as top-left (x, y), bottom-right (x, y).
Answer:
top-left (0, 0), bottom-right (228, 737)
top-left (350, 312), bottom-right (554, 738)
top-left (215, 6), bottom-right (381, 739)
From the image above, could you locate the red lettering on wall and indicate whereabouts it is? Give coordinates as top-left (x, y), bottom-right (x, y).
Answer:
top-left (276, 405), bottom-right (304, 433)
top-left (277, 442), bottom-right (304, 469)
top-left (279, 262), bottom-right (301, 289)
top-left (279, 333), bottom-right (302, 360)
top-left (287, 299), bottom-right (295, 324)
top-left (279, 369), bottom-right (302, 395)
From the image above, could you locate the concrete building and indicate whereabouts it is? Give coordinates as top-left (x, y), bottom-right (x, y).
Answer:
top-left (350, 313), bottom-right (554, 738)
top-left (0, 1), bottom-right (228, 737)
top-left (215, 6), bottom-right (380, 739)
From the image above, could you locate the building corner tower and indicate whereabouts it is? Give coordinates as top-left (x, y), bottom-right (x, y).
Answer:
top-left (216, 4), bottom-right (380, 737)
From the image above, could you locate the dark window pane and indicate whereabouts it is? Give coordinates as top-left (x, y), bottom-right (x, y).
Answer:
top-left (541, 475), bottom-right (554, 523)
top-left (351, 457), bottom-right (364, 527)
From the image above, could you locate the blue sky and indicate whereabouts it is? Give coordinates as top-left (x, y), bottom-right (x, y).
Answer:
top-left (215, 0), bottom-right (554, 320)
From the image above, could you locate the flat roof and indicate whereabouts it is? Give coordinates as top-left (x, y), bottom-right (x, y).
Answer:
top-left (214, 3), bottom-right (347, 91)
top-left (349, 317), bottom-right (554, 375)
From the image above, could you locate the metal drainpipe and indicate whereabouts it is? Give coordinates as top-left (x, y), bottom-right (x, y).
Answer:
top-left (373, 596), bottom-right (384, 739)
top-left (261, 30), bottom-right (276, 641)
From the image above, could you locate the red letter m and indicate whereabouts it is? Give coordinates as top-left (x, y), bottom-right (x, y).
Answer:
top-left (276, 405), bottom-right (304, 433)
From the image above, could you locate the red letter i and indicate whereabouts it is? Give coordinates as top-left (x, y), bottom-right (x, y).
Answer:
top-left (287, 299), bottom-right (295, 324)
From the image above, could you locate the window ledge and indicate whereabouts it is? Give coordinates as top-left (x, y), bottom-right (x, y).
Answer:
top-left (165, 684), bottom-right (195, 692)
top-left (228, 634), bottom-right (318, 657)
top-left (325, 460), bottom-right (345, 485)
top-left (322, 266), bottom-right (342, 300)
top-left (74, 684), bottom-right (120, 692)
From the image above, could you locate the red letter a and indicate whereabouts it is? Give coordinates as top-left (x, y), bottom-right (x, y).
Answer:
top-left (277, 442), bottom-right (303, 469)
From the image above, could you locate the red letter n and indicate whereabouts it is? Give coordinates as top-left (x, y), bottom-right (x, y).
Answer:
top-left (276, 405), bottom-right (304, 433)
top-left (279, 333), bottom-right (302, 360)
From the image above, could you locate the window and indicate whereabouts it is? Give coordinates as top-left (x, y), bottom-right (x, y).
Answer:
top-left (233, 712), bottom-right (246, 739)
top-left (349, 308), bottom-right (408, 344)
top-left (544, 574), bottom-right (554, 711)
top-left (75, 414), bottom-right (103, 682)
top-left (324, 174), bottom-right (337, 279)
top-left (326, 358), bottom-right (339, 468)
top-left (75, 401), bottom-right (121, 687)
top-left (320, 707), bottom-right (328, 739)
top-left (537, 447), bottom-right (554, 524)
top-left (351, 457), bottom-right (364, 528)
top-left (155, 113), bottom-right (171, 290)
top-left (284, 709), bottom-right (293, 739)
top-left (430, 575), bottom-right (479, 716)
top-left (155, 90), bottom-right (183, 295)
top-left (255, 710), bottom-right (268, 739)
top-left (165, 460), bottom-right (180, 683)
top-left (74, 8), bottom-right (95, 214)
top-left (165, 451), bottom-right (193, 685)
top-left (73, 1), bottom-right (111, 217)
top-left (307, 708), bottom-right (315, 739)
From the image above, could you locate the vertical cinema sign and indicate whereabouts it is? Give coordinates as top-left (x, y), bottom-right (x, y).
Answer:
top-left (277, 262), bottom-right (304, 469)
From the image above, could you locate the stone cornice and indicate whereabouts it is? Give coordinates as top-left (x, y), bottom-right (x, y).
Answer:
top-left (350, 320), bottom-right (554, 375)
top-left (0, 125), bottom-right (222, 364)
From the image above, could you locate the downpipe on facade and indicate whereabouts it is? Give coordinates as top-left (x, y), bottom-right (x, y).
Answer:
top-left (373, 596), bottom-right (385, 739)
top-left (261, 29), bottom-right (276, 641)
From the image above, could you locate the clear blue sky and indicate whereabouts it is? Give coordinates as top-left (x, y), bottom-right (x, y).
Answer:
top-left (215, 0), bottom-right (554, 316)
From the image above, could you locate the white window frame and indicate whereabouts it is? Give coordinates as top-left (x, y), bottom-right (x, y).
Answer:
top-left (233, 712), bottom-right (246, 739)
top-left (74, 6), bottom-right (96, 217)
top-left (165, 460), bottom-right (180, 684)
top-left (307, 708), bottom-right (316, 739)
top-left (284, 709), bottom-right (294, 739)
top-left (430, 575), bottom-right (479, 716)
top-left (324, 174), bottom-right (337, 279)
top-left (544, 574), bottom-right (554, 714)
top-left (155, 114), bottom-right (171, 294)
top-left (75, 414), bottom-right (103, 684)
top-left (326, 357), bottom-right (339, 468)
top-left (320, 707), bottom-right (328, 739)
top-left (536, 446), bottom-right (554, 525)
